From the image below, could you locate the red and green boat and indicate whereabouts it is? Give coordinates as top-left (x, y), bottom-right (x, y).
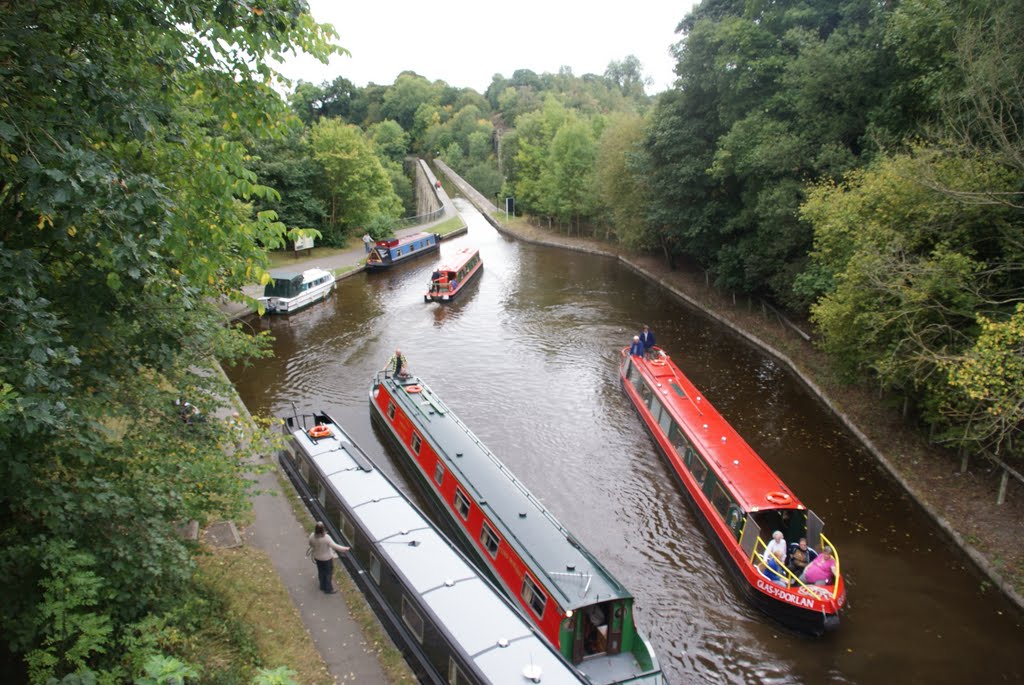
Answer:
top-left (370, 372), bottom-right (664, 685)
top-left (619, 346), bottom-right (847, 635)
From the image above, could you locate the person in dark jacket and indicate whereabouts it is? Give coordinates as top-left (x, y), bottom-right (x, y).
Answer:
top-left (639, 324), bottom-right (656, 357)
top-left (629, 335), bottom-right (645, 357)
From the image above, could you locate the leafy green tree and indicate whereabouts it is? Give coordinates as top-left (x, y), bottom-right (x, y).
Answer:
top-left (309, 119), bottom-right (403, 243)
top-left (549, 119), bottom-right (597, 231)
top-left (596, 112), bottom-right (654, 247)
top-left (382, 73), bottom-right (441, 132)
top-left (0, 0), bottom-right (337, 678)
top-left (250, 127), bottom-right (327, 236)
top-left (368, 120), bottom-right (410, 162)
top-left (604, 55), bottom-right (652, 99)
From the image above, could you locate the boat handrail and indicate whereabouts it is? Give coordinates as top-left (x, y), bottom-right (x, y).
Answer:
top-left (547, 570), bottom-right (594, 597)
top-left (750, 535), bottom-right (841, 600)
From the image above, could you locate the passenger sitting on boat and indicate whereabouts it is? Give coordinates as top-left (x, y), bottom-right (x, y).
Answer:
top-left (787, 537), bottom-right (817, 575)
top-left (763, 530), bottom-right (787, 563)
top-left (384, 348), bottom-right (411, 379)
top-left (799, 546), bottom-right (836, 586)
top-left (629, 335), bottom-right (644, 357)
top-left (761, 549), bottom-right (788, 587)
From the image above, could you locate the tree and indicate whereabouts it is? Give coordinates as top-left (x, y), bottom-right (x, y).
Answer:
top-left (549, 120), bottom-right (597, 232)
top-left (309, 119), bottom-right (403, 242)
top-left (0, 0), bottom-right (338, 679)
top-left (604, 55), bottom-right (652, 99)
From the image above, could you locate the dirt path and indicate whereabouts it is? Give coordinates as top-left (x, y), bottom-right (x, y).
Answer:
top-left (446, 183), bottom-right (1024, 612)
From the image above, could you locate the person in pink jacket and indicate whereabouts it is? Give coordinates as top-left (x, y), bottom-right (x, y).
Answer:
top-left (799, 546), bottom-right (836, 586)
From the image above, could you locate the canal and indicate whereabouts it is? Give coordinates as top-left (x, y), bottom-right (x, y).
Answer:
top-left (226, 198), bottom-right (1024, 684)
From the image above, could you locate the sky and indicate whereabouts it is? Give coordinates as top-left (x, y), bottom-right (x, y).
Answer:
top-left (276, 1), bottom-right (700, 96)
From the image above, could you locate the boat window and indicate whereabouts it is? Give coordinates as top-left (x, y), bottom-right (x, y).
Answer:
top-left (630, 363), bottom-right (644, 391)
top-left (448, 658), bottom-right (470, 685)
top-left (640, 382), bottom-right (654, 408)
top-left (387, 402), bottom-right (396, 420)
top-left (369, 553), bottom-right (381, 585)
top-left (669, 422), bottom-right (691, 455)
top-left (670, 381), bottom-right (686, 398)
top-left (725, 506), bottom-right (744, 540)
top-left (689, 452), bottom-right (709, 487)
top-left (454, 488), bottom-right (471, 520)
top-left (316, 479), bottom-right (326, 506)
top-left (434, 462), bottom-right (444, 486)
top-left (658, 401), bottom-right (674, 434)
top-left (401, 596), bottom-right (425, 643)
top-left (521, 575), bottom-right (547, 619)
top-left (337, 511), bottom-right (355, 545)
top-left (412, 432), bottom-right (422, 454)
top-left (649, 397), bottom-right (663, 426)
top-left (708, 478), bottom-right (734, 520)
top-left (480, 521), bottom-right (501, 558)
top-left (299, 457), bottom-right (310, 483)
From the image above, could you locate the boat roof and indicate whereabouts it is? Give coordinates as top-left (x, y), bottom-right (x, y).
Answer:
top-left (292, 417), bottom-right (588, 685)
top-left (433, 246), bottom-right (479, 272)
top-left (382, 376), bottom-right (631, 611)
top-left (377, 232), bottom-right (435, 247)
top-left (626, 351), bottom-right (802, 514)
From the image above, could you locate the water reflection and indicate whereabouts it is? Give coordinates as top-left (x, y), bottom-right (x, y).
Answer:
top-left (226, 198), bottom-right (1024, 684)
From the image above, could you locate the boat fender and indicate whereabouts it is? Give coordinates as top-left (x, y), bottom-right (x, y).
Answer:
top-left (405, 385), bottom-right (423, 393)
top-left (308, 425), bottom-right (332, 439)
top-left (766, 491), bottom-right (791, 505)
top-left (448, 282), bottom-right (455, 292)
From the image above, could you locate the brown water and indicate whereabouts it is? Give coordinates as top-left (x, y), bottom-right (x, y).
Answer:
top-left (226, 199), bottom-right (1024, 684)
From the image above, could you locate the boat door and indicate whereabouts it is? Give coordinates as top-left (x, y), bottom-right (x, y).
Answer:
top-left (739, 513), bottom-right (761, 560)
top-left (574, 601), bottom-right (622, 660)
top-left (805, 510), bottom-right (825, 550)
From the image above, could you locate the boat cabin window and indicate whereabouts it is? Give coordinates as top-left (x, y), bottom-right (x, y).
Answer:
top-left (412, 432), bottom-right (422, 454)
top-left (657, 399), bottom-right (673, 434)
top-left (401, 596), bottom-right (425, 643)
top-left (448, 659), bottom-right (470, 685)
top-left (315, 479), bottom-right (326, 506)
top-left (337, 511), bottom-right (355, 545)
top-left (387, 402), bottom-right (396, 421)
top-left (369, 553), bottom-right (381, 585)
top-left (689, 452), bottom-right (709, 487)
top-left (480, 521), bottom-right (501, 559)
top-left (434, 462), bottom-right (445, 486)
top-left (521, 574), bottom-right (547, 619)
top-left (649, 396), bottom-right (664, 425)
top-left (708, 478), bottom-right (738, 527)
top-left (454, 488), bottom-right (471, 520)
top-left (669, 422), bottom-right (692, 455)
top-left (640, 382), bottom-right (654, 408)
top-left (627, 360), bottom-right (644, 391)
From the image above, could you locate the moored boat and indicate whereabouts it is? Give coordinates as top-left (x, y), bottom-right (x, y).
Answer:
top-left (365, 231), bottom-right (440, 271)
top-left (259, 267), bottom-right (335, 314)
top-left (278, 410), bottom-right (590, 685)
top-left (370, 372), bottom-right (664, 685)
top-left (619, 346), bottom-right (847, 635)
top-left (424, 247), bottom-right (482, 302)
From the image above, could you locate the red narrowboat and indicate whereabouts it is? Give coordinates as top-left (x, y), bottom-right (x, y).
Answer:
top-left (365, 231), bottom-right (440, 271)
top-left (619, 347), bottom-right (847, 635)
top-left (424, 247), bottom-right (482, 302)
top-left (370, 372), bottom-right (664, 685)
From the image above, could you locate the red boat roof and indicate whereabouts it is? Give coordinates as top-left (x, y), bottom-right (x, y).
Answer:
top-left (628, 350), bottom-right (801, 514)
top-left (433, 246), bottom-right (479, 272)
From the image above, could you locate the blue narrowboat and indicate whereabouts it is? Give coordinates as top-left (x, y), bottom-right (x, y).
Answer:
top-left (366, 232), bottom-right (440, 271)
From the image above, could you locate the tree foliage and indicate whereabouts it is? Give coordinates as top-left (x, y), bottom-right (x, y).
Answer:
top-left (0, 0), bottom-right (337, 679)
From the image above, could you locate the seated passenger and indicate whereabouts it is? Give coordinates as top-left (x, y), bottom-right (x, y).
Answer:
top-left (761, 549), bottom-right (788, 587)
top-left (787, 537), bottom-right (817, 575)
top-left (629, 335), bottom-right (644, 357)
top-left (799, 546), bottom-right (836, 586)
top-left (763, 530), bottom-right (787, 563)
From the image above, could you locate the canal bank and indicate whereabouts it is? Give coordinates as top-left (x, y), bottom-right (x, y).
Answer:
top-left (433, 159), bottom-right (1024, 615)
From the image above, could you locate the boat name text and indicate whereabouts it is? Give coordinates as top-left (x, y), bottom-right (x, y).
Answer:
top-left (756, 579), bottom-right (818, 609)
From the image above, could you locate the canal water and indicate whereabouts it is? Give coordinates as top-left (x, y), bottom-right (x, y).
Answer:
top-left (226, 199), bottom-right (1024, 684)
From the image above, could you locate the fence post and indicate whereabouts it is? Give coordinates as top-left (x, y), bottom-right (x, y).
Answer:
top-left (997, 469), bottom-right (1009, 505)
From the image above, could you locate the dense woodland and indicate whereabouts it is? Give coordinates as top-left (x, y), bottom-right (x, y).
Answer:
top-left (1, 0), bottom-right (1021, 682)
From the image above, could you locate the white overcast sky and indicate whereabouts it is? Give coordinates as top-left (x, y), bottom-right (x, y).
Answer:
top-left (276, 1), bottom-right (699, 95)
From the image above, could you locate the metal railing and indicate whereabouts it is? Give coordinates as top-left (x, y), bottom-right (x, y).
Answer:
top-left (751, 533), bottom-right (841, 601)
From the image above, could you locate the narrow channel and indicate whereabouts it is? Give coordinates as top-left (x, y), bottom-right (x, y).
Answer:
top-left (226, 198), bottom-right (1024, 684)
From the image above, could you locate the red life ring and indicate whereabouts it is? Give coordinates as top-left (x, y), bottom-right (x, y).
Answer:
top-left (405, 385), bottom-right (422, 393)
top-left (766, 491), bottom-right (791, 505)
top-left (308, 425), bottom-right (332, 439)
